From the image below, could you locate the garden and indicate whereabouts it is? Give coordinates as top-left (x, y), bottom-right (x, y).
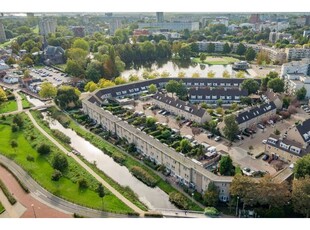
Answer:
top-left (0, 113), bottom-right (135, 214)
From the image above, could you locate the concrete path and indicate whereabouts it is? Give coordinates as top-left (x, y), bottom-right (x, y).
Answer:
top-left (26, 111), bottom-right (146, 217)
top-left (12, 90), bottom-right (23, 112)
top-left (0, 189), bottom-right (26, 218)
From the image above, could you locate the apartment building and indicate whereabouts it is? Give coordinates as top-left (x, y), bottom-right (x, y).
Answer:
top-left (235, 102), bottom-right (277, 130)
top-left (82, 96), bottom-right (232, 200)
top-left (138, 22), bottom-right (200, 31)
top-left (39, 18), bottom-right (57, 36)
top-left (71, 26), bottom-right (85, 37)
top-left (285, 74), bottom-right (310, 98)
top-left (196, 41), bottom-right (226, 52)
top-left (269, 32), bottom-right (292, 43)
top-left (280, 59), bottom-right (310, 77)
top-left (152, 92), bottom-right (211, 124)
top-left (0, 23), bottom-right (6, 43)
top-left (189, 87), bottom-right (248, 104)
top-left (285, 47), bottom-right (310, 62)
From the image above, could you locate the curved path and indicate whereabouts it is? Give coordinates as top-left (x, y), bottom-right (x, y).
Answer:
top-left (26, 111), bottom-right (145, 216)
top-left (0, 154), bottom-right (129, 218)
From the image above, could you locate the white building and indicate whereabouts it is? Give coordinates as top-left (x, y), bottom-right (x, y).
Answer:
top-left (0, 60), bottom-right (9, 70)
top-left (3, 75), bottom-right (19, 84)
top-left (285, 74), bottom-right (310, 98)
top-left (227, 24), bottom-right (240, 32)
top-left (285, 47), bottom-right (310, 62)
top-left (109, 19), bottom-right (122, 35)
top-left (209, 17), bottom-right (229, 27)
top-left (280, 59), bottom-right (310, 77)
top-left (39, 18), bottom-right (57, 36)
top-left (303, 30), bottom-right (310, 38)
top-left (196, 41), bottom-right (226, 52)
top-left (269, 32), bottom-right (292, 43)
top-left (138, 22), bottom-right (200, 31)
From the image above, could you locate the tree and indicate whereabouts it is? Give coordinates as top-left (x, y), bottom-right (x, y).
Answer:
top-left (240, 96), bottom-right (252, 105)
top-left (148, 84), bottom-right (157, 94)
top-left (204, 182), bottom-right (219, 206)
top-left (219, 155), bottom-right (234, 176)
top-left (192, 72), bottom-right (200, 78)
top-left (160, 71), bottom-right (170, 78)
top-left (179, 43), bottom-right (192, 60)
top-left (223, 42), bottom-right (231, 54)
top-left (257, 50), bottom-right (270, 65)
top-left (294, 154), bottom-right (310, 178)
top-left (78, 178), bottom-right (88, 189)
top-left (0, 87), bottom-right (7, 103)
top-left (37, 143), bottom-right (51, 155)
top-left (72, 38), bottom-right (89, 51)
top-left (55, 85), bottom-right (80, 109)
top-left (13, 114), bottom-right (23, 128)
top-left (207, 70), bottom-right (215, 78)
top-left (97, 183), bottom-right (105, 208)
top-left (236, 43), bottom-right (246, 56)
top-left (267, 78), bottom-right (285, 93)
top-left (222, 70), bottom-right (230, 78)
top-left (65, 59), bottom-right (85, 77)
top-left (296, 86), bottom-right (307, 100)
top-left (217, 99), bottom-right (223, 107)
top-left (236, 71), bottom-right (246, 78)
top-left (52, 154), bottom-right (69, 172)
top-left (223, 114), bottom-right (239, 141)
top-left (84, 81), bottom-right (98, 92)
top-left (200, 53), bottom-right (207, 62)
top-left (207, 43), bottom-right (215, 53)
top-left (128, 74), bottom-right (139, 82)
top-left (231, 103), bottom-right (238, 111)
top-left (10, 140), bottom-right (18, 153)
top-left (114, 76), bottom-right (127, 85)
top-left (282, 97), bottom-right (291, 109)
top-left (178, 71), bottom-right (186, 78)
top-left (165, 80), bottom-right (188, 99)
top-left (39, 82), bottom-right (57, 98)
top-left (292, 176), bottom-right (310, 218)
top-left (6, 56), bottom-right (16, 65)
top-left (179, 139), bottom-right (191, 154)
top-left (85, 61), bottom-right (102, 83)
top-left (97, 79), bottom-right (115, 88)
top-left (241, 79), bottom-right (260, 94)
top-left (245, 47), bottom-right (256, 61)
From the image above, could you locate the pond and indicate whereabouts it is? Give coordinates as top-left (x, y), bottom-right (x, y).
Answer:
top-left (121, 60), bottom-right (251, 79)
top-left (42, 112), bottom-right (177, 210)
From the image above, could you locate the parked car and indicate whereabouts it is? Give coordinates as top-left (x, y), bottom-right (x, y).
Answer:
top-left (262, 139), bottom-right (267, 144)
top-left (262, 154), bottom-right (269, 161)
top-left (236, 135), bottom-right (244, 140)
top-left (207, 133), bottom-right (214, 139)
top-left (214, 136), bottom-right (221, 142)
top-left (257, 124), bottom-right (265, 129)
top-left (242, 131), bottom-right (250, 137)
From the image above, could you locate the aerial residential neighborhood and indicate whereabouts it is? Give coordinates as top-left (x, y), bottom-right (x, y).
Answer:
top-left (0, 8), bottom-right (310, 223)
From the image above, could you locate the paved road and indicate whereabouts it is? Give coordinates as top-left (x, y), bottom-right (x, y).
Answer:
top-left (0, 154), bottom-right (128, 218)
top-left (26, 111), bottom-right (146, 217)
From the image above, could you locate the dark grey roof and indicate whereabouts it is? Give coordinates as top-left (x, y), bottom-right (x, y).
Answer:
top-left (88, 96), bottom-right (101, 105)
top-left (44, 46), bottom-right (65, 56)
top-left (236, 101), bottom-right (276, 125)
top-left (95, 78), bottom-right (260, 100)
top-left (189, 87), bottom-right (248, 97)
top-left (153, 92), bottom-right (207, 118)
top-left (296, 119), bottom-right (310, 143)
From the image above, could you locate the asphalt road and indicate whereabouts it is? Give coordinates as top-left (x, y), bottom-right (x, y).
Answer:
top-left (0, 154), bottom-right (129, 218)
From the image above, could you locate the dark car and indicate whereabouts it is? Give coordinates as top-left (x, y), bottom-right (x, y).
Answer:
top-left (242, 132), bottom-right (250, 137)
top-left (262, 154), bottom-right (269, 161)
top-left (207, 133), bottom-right (214, 139)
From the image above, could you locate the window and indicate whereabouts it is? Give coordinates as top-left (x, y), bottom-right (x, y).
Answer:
top-left (212, 96), bottom-right (217, 99)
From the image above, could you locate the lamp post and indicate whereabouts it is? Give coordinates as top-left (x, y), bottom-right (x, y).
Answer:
top-left (31, 204), bottom-right (37, 218)
top-left (235, 196), bottom-right (239, 217)
top-left (191, 192), bottom-right (194, 203)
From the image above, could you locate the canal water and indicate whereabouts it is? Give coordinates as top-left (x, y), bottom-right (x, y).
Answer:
top-left (121, 60), bottom-right (251, 79)
top-left (42, 112), bottom-right (177, 210)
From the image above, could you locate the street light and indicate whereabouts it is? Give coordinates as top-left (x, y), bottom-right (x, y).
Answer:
top-left (31, 204), bottom-right (37, 218)
top-left (191, 193), bottom-right (194, 203)
top-left (235, 196), bottom-right (239, 217)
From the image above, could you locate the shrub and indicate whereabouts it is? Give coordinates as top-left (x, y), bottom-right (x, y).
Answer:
top-left (51, 170), bottom-right (62, 181)
top-left (13, 114), bottom-right (23, 128)
top-left (52, 130), bottom-right (71, 144)
top-left (78, 178), bottom-right (88, 189)
top-left (169, 192), bottom-right (189, 210)
top-left (204, 207), bottom-right (220, 217)
top-left (0, 179), bottom-right (16, 205)
top-left (52, 154), bottom-right (69, 171)
top-left (26, 155), bottom-right (35, 162)
top-left (11, 123), bottom-right (19, 132)
top-left (130, 166), bottom-right (158, 187)
top-left (37, 143), bottom-right (51, 155)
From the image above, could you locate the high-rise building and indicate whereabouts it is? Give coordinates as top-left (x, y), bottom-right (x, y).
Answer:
top-left (0, 23), bottom-right (6, 43)
top-left (72, 26), bottom-right (85, 37)
top-left (156, 12), bottom-right (164, 23)
top-left (39, 18), bottom-right (57, 36)
top-left (109, 19), bottom-right (122, 35)
top-left (249, 14), bottom-right (261, 24)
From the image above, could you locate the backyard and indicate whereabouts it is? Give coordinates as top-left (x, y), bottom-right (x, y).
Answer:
top-left (0, 113), bottom-right (134, 214)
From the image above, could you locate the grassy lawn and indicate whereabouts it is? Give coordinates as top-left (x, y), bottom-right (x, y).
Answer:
top-left (0, 201), bottom-right (5, 214)
top-left (0, 114), bottom-right (134, 214)
top-left (0, 100), bottom-right (18, 114)
top-left (65, 112), bottom-right (203, 211)
top-left (32, 26), bottom-right (39, 34)
top-left (55, 64), bottom-right (67, 71)
top-left (192, 56), bottom-right (239, 65)
top-left (0, 39), bottom-right (14, 49)
top-left (18, 93), bottom-right (33, 109)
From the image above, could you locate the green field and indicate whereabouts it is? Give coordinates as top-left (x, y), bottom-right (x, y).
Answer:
top-left (19, 93), bottom-right (33, 109)
top-left (0, 201), bottom-right (5, 214)
top-left (192, 56), bottom-right (239, 65)
top-left (0, 114), bottom-right (134, 214)
top-left (0, 100), bottom-right (18, 114)
top-left (0, 39), bottom-right (14, 49)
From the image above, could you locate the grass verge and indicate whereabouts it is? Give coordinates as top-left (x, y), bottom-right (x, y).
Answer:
top-left (0, 201), bottom-right (5, 214)
top-left (18, 93), bottom-right (33, 109)
top-left (0, 100), bottom-right (17, 114)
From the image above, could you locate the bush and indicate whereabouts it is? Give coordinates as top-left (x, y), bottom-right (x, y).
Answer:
top-left (169, 192), bottom-right (189, 210)
top-left (204, 207), bottom-right (220, 217)
top-left (0, 179), bottom-right (16, 205)
top-left (130, 166), bottom-right (158, 187)
top-left (144, 213), bottom-right (163, 218)
top-left (26, 155), bottom-right (35, 162)
top-left (52, 129), bottom-right (71, 144)
top-left (51, 170), bottom-right (62, 181)
top-left (78, 178), bottom-right (88, 189)
top-left (11, 123), bottom-right (19, 132)
top-left (52, 154), bottom-right (69, 171)
top-left (37, 143), bottom-right (51, 155)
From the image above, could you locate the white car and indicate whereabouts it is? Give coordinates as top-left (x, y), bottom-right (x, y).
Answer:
top-left (262, 139), bottom-right (267, 144)
top-left (214, 136), bottom-right (221, 142)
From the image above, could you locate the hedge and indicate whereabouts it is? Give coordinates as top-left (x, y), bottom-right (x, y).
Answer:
top-left (144, 212), bottom-right (163, 218)
top-left (0, 179), bottom-right (17, 205)
top-left (169, 192), bottom-right (189, 210)
top-left (130, 166), bottom-right (158, 187)
top-left (0, 162), bottom-right (30, 193)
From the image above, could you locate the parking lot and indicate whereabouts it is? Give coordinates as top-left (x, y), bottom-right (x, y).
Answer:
top-left (30, 66), bottom-right (70, 86)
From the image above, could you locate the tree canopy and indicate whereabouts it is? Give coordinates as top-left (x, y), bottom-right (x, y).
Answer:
top-left (296, 86), bottom-right (307, 101)
top-left (222, 114), bottom-right (239, 141)
top-left (241, 79), bottom-right (260, 94)
top-left (294, 154), bottom-right (310, 178)
top-left (39, 82), bottom-right (57, 98)
top-left (267, 78), bottom-right (285, 93)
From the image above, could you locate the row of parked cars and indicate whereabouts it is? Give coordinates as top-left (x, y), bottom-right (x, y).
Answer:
top-left (301, 105), bottom-right (310, 113)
